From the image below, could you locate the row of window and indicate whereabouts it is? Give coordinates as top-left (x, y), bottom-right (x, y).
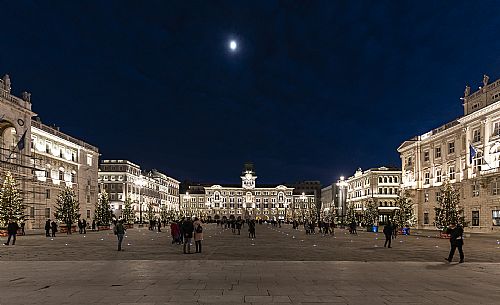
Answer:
top-left (182, 203), bottom-right (315, 209)
top-left (208, 190), bottom-right (293, 196)
top-left (423, 166), bottom-right (456, 185)
top-left (423, 210), bottom-right (500, 226)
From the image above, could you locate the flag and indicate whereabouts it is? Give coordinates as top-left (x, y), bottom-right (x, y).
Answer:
top-left (16, 129), bottom-right (27, 151)
top-left (469, 144), bottom-right (477, 164)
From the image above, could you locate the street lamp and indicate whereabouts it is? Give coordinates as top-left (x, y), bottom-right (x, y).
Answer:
top-left (184, 192), bottom-right (191, 217)
top-left (299, 192), bottom-right (307, 221)
top-left (134, 176), bottom-right (146, 225)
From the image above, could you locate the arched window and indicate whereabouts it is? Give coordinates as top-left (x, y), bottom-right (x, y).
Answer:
top-left (379, 177), bottom-right (383, 183)
top-left (214, 191), bottom-right (220, 201)
top-left (384, 177), bottom-right (388, 183)
top-left (389, 177), bottom-right (393, 183)
top-left (278, 192), bottom-right (284, 202)
top-left (394, 177), bottom-right (398, 183)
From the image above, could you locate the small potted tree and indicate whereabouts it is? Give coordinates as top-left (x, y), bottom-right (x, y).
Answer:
top-left (94, 190), bottom-right (112, 230)
top-left (54, 186), bottom-right (80, 234)
top-left (0, 171), bottom-right (26, 236)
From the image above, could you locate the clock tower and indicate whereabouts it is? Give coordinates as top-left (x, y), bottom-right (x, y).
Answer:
top-left (241, 162), bottom-right (257, 189)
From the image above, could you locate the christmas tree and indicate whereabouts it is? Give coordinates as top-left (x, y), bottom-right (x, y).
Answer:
top-left (345, 203), bottom-right (357, 225)
top-left (147, 203), bottom-right (154, 221)
top-left (434, 180), bottom-right (468, 229)
top-left (393, 190), bottom-right (416, 228)
top-left (0, 171), bottom-right (26, 227)
top-left (122, 197), bottom-right (134, 224)
top-left (54, 186), bottom-right (80, 234)
top-left (363, 200), bottom-right (379, 226)
top-left (160, 204), bottom-right (169, 222)
top-left (95, 190), bottom-right (112, 226)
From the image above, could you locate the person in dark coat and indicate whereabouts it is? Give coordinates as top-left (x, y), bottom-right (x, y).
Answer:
top-left (4, 219), bottom-right (19, 245)
top-left (180, 218), bottom-right (194, 254)
top-left (170, 221), bottom-right (180, 244)
top-left (45, 219), bottom-right (51, 237)
top-left (248, 219), bottom-right (256, 238)
top-left (82, 219), bottom-right (87, 234)
top-left (51, 220), bottom-right (58, 237)
top-left (383, 222), bottom-right (393, 248)
top-left (445, 223), bottom-right (464, 263)
top-left (114, 220), bottom-right (126, 251)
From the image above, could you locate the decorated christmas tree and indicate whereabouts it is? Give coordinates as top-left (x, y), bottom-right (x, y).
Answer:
top-left (345, 203), bottom-right (357, 225)
top-left (160, 204), bottom-right (169, 222)
top-left (94, 190), bottom-right (112, 226)
top-left (363, 200), bottom-right (379, 226)
top-left (122, 197), bottom-right (134, 224)
top-left (393, 190), bottom-right (416, 228)
top-left (54, 186), bottom-right (80, 234)
top-left (0, 171), bottom-right (26, 227)
top-left (147, 203), bottom-right (154, 221)
top-left (434, 180), bottom-right (468, 230)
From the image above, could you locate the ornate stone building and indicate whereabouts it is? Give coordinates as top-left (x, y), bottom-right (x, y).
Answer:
top-left (321, 176), bottom-right (348, 223)
top-left (345, 167), bottom-right (402, 224)
top-left (180, 163), bottom-right (316, 221)
top-left (98, 160), bottom-right (180, 222)
top-left (0, 74), bottom-right (99, 229)
top-left (398, 75), bottom-right (500, 232)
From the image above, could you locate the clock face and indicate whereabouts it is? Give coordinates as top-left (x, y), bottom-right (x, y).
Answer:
top-left (245, 173), bottom-right (252, 179)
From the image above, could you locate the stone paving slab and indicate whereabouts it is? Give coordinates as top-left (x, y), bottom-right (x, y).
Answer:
top-left (1, 261), bottom-right (500, 304)
top-left (1, 224), bottom-right (500, 304)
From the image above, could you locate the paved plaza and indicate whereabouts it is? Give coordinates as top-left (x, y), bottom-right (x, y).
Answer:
top-left (1, 223), bottom-right (500, 304)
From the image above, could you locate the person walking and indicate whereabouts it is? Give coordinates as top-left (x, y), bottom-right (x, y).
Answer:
top-left (157, 219), bottom-right (162, 232)
top-left (170, 221), bottom-right (180, 244)
top-left (92, 219), bottom-right (96, 231)
top-left (20, 222), bottom-right (25, 235)
top-left (181, 217), bottom-right (194, 254)
top-left (51, 220), bottom-right (58, 237)
top-left (4, 219), bottom-right (19, 245)
top-left (78, 219), bottom-right (83, 234)
top-left (82, 219), bottom-right (87, 234)
top-left (383, 222), bottom-right (393, 248)
top-left (248, 219), bottom-right (256, 238)
top-left (193, 217), bottom-right (203, 253)
top-left (114, 220), bottom-right (126, 251)
top-left (445, 222), bottom-right (464, 263)
top-left (45, 219), bottom-right (51, 237)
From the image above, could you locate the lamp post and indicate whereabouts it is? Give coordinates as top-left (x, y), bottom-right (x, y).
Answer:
top-left (336, 176), bottom-right (348, 225)
top-left (299, 192), bottom-right (307, 221)
top-left (134, 176), bottom-right (146, 225)
top-left (184, 192), bottom-right (191, 217)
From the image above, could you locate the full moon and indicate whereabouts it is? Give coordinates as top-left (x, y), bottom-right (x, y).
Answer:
top-left (229, 40), bottom-right (237, 51)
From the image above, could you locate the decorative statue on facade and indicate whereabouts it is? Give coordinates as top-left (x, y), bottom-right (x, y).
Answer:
top-left (2, 74), bottom-right (11, 93)
top-left (483, 74), bottom-right (490, 87)
top-left (21, 91), bottom-right (31, 102)
top-left (464, 85), bottom-right (470, 97)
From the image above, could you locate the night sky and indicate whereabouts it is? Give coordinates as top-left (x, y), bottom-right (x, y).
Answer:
top-left (1, 1), bottom-right (499, 186)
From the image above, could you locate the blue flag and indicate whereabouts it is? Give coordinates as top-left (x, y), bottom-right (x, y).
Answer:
top-left (16, 129), bottom-right (27, 151)
top-left (469, 144), bottom-right (477, 164)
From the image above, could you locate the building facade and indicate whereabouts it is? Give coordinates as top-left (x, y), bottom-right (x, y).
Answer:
top-left (398, 75), bottom-right (500, 232)
top-left (0, 74), bottom-right (99, 229)
top-left (180, 163), bottom-right (316, 221)
top-left (98, 160), bottom-right (180, 222)
top-left (321, 176), bottom-right (348, 223)
top-left (346, 167), bottom-right (402, 225)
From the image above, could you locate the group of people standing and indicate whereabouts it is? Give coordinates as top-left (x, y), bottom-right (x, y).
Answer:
top-left (44, 219), bottom-right (58, 237)
top-left (169, 217), bottom-right (204, 254)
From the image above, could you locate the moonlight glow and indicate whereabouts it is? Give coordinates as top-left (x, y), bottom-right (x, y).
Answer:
top-left (229, 40), bottom-right (237, 51)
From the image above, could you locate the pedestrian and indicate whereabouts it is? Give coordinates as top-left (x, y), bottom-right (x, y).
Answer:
top-left (193, 217), bottom-right (203, 253)
top-left (4, 219), bottom-right (19, 245)
top-left (45, 219), bottom-right (51, 237)
top-left (157, 219), bottom-right (162, 232)
top-left (392, 223), bottom-right (398, 239)
top-left (78, 219), bottom-right (83, 234)
top-left (170, 221), bottom-right (180, 244)
top-left (113, 220), bottom-right (126, 251)
top-left (20, 222), bottom-right (25, 235)
top-left (445, 222), bottom-right (464, 263)
top-left (181, 217), bottom-right (194, 254)
top-left (51, 220), bottom-right (58, 237)
top-left (236, 218), bottom-right (242, 235)
top-left (92, 219), bottom-right (96, 231)
top-left (82, 219), bottom-right (87, 234)
top-left (383, 222), bottom-right (393, 248)
top-left (248, 219), bottom-right (256, 238)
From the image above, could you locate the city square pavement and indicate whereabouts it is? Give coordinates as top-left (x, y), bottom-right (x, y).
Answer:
top-left (1, 223), bottom-right (500, 304)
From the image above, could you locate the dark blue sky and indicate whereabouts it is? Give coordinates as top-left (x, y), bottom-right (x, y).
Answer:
top-left (1, 1), bottom-right (499, 185)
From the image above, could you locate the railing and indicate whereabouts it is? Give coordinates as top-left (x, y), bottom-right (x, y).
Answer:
top-left (31, 120), bottom-right (99, 152)
top-left (0, 89), bottom-right (30, 109)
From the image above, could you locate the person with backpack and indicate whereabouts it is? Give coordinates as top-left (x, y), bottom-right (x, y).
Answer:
top-left (181, 217), bottom-right (194, 254)
top-left (193, 217), bottom-right (203, 253)
top-left (113, 220), bottom-right (126, 251)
